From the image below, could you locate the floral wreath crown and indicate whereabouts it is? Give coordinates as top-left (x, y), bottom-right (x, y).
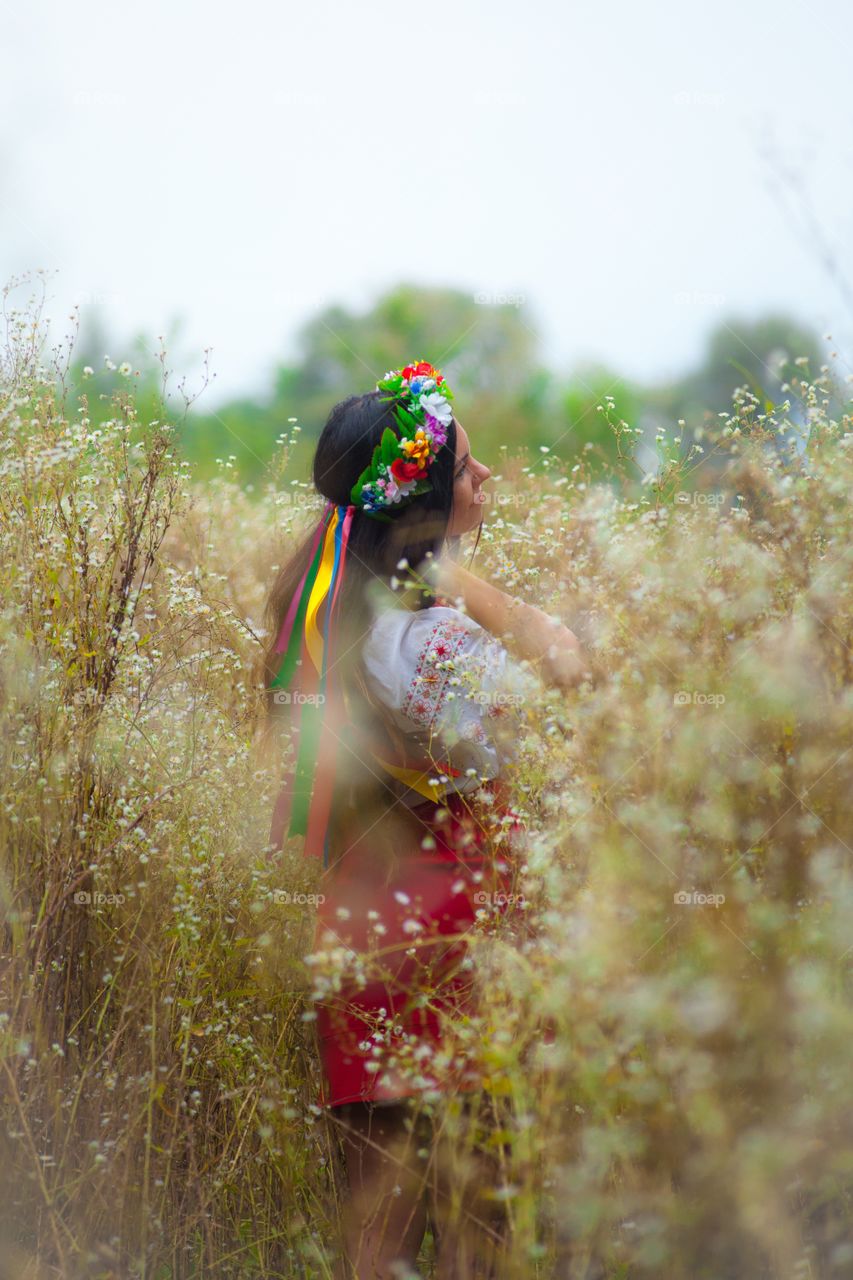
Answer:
top-left (351, 360), bottom-right (455, 519)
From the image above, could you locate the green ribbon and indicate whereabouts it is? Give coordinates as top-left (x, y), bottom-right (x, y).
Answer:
top-left (269, 532), bottom-right (328, 836)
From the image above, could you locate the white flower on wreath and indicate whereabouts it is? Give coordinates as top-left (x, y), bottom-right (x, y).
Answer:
top-left (380, 474), bottom-right (418, 504)
top-left (417, 391), bottom-right (452, 426)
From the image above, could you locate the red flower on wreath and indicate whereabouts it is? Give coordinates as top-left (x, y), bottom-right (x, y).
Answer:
top-left (390, 457), bottom-right (426, 483)
top-left (401, 361), bottom-right (444, 385)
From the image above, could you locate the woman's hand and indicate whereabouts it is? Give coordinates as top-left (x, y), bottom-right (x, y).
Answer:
top-left (537, 618), bottom-right (596, 689)
top-left (432, 558), bottom-right (598, 690)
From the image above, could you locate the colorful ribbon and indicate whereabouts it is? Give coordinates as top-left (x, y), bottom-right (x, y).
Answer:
top-left (269, 502), bottom-right (352, 866)
top-left (268, 502), bottom-right (463, 868)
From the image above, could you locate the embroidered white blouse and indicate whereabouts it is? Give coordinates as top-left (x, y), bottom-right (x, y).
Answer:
top-left (360, 604), bottom-right (536, 803)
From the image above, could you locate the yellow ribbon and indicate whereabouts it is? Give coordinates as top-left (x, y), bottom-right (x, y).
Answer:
top-left (370, 754), bottom-right (451, 804)
top-left (304, 506), bottom-right (340, 675)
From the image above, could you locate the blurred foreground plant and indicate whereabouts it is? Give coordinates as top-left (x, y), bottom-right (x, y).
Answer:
top-left (0, 277), bottom-right (338, 1279)
top-left (0, 274), bottom-right (851, 1279)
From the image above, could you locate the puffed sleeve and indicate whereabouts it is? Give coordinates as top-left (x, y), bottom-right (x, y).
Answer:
top-left (362, 605), bottom-right (535, 787)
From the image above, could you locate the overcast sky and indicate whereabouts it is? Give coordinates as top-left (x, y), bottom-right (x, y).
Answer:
top-left (3, 0), bottom-right (852, 407)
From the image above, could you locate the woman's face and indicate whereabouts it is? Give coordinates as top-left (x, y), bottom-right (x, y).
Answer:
top-left (446, 419), bottom-right (492, 536)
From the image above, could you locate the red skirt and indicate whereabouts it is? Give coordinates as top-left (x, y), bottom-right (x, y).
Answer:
top-left (309, 781), bottom-right (525, 1109)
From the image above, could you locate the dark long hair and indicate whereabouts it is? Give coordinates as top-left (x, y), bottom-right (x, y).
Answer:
top-left (256, 390), bottom-right (473, 846)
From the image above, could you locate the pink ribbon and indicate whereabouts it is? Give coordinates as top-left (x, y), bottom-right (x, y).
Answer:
top-left (273, 500), bottom-right (334, 656)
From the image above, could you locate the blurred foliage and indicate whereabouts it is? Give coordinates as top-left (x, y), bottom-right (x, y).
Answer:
top-left (64, 284), bottom-right (839, 494)
top-left (3, 273), bottom-right (853, 1278)
top-left (647, 312), bottom-right (825, 424)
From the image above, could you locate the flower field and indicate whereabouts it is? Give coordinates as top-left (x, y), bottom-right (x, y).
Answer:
top-left (1, 287), bottom-right (852, 1279)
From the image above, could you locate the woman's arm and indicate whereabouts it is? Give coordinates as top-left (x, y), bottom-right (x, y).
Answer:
top-left (433, 559), bottom-right (598, 690)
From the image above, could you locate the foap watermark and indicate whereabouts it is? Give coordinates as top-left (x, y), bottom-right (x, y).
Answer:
top-left (476, 491), bottom-right (526, 508)
top-left (673, 289), bottom-right (727, 307)
top-left (671, 90), bottom-right (726, 108)
top-left (73, 689), bottom-right (107, 707)
top-left (74, 290), bottom-right (125, 309)
top-left (74, 891), bottom-right (125, 905)
top-left (278, 491), bottom-right (327, 510)
top-left (473, 291), bottom-right (526, 308)
top-left (471, 690), bottom-right (526, 709)
top-left (473, 891), bottom-right (527, 907)
top-left (471, 89), bottom-right (527, 107)
top-left (71, 89), bottom-right (128, 109)
top-left (673, 890), bottom-right (725, 907)
top-left (673, 690), bottom-right (725, 708)
top-left (272, 691), bottom-right (326, 706)
top-left (274, 890), bottom-right (326, 906)
top-left (270, 89), bottom-right (325, 108)
top-left (674, 491), bottom-right (726, 507)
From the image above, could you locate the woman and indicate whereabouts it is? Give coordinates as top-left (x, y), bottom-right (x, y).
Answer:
top-left (258, 361), bottom-right (591, 1278)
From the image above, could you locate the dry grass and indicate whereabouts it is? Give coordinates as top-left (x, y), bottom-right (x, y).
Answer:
top-left (1, 279), bottom-right (851, 1278)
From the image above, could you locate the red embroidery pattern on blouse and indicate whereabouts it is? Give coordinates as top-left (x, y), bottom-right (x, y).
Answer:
top-left (402, 618), bottom-right (472, 731)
